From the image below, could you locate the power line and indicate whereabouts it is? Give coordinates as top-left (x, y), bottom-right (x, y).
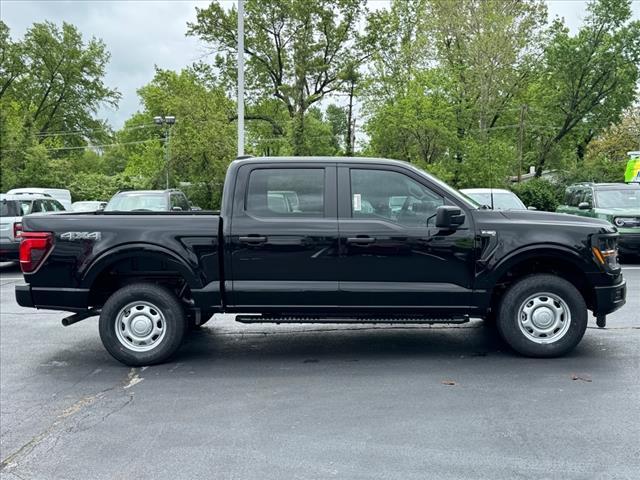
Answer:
top-left (34, 123), bottom-right (156, 138)
top-left (1, 138), bottom-right (159, 153)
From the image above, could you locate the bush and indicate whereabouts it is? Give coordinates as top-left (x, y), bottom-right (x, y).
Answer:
top-left (511, 178), bottom-right (562, 212)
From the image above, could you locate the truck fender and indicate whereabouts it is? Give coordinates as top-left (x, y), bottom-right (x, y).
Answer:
top-left (478, 243), bottom-right (593, 290)
top-left (81, 243), bottom-right (203, 291)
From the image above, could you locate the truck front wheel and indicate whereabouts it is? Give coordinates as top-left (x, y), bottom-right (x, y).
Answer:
top-left (99, 283), bottom-right (187, 366)
top-left (497, 274), bottom-right (588, 357)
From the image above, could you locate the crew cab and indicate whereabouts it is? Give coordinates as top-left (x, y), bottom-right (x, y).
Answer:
top-left (15, 157), bottom-right (627, 366)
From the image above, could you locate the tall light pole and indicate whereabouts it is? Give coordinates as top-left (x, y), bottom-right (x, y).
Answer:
top-left (237, 0), bottom-right (245, 157)
top-left (154, 115), bottom-right (176, 189)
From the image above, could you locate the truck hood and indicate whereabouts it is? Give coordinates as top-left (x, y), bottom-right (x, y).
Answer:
top-left (593, 207), bottom-right (640, 216)
top-left (497, 209), bottom-right (614, 231)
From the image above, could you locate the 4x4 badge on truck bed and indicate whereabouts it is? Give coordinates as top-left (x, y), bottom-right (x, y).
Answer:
top-left (60, 232), bottom-right (101, 241)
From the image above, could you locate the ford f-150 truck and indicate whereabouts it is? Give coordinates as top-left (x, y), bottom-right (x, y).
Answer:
top-left (15, 157), bottom-right (627, 366)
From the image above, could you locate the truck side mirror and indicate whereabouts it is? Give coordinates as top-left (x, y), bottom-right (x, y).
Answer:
top-left (578, 202), bottom-right (591, 210)
top-left (435, 205), bottom-right (465, 229)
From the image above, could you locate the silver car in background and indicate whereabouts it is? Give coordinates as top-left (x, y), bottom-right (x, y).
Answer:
top-left (0, 193), bottom-right (66, 262)
top-left (460, 188), bottom-right (530, 210)
top-left (71, 201), bottom-right (107, 212)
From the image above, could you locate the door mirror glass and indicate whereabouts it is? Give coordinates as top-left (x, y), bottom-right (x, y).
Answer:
top-left (578, 201), bottom-right (591, 210)
top-left (435, 205), bottom-right (465, 229)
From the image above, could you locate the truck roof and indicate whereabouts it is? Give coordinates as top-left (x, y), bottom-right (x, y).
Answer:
top-left (233, 156), bottom-right (412, 167)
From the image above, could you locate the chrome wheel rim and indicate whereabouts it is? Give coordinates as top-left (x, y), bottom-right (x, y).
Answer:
top-left (517, 292), bottom-right (571, 344)
top-left (115, 301), bottom-right (166, 352)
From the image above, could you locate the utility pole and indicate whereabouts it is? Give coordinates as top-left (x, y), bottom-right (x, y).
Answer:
top-left (346, 78), bottom-right (355, 156)
top-left (154, 115), bottom-right (176, 189)
top-left (517, 104), bottom-right (527, 182)
top-left (237, 0), bottom-right (245, 157)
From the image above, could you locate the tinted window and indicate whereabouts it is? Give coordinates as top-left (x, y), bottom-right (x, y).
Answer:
top-left (43, 199), bottom-right (65, 212)
top-left (246, 169), bottom-right (325, 217)
top-left (1, 201), bottom-right (18, 217)
top-left (568, 189), bottom-right (583, 207)
top-left (170, 193), bottom-right (190, 211)
top-left (31, 200), bottom-right (44, 213)
top-left (350, 169), bottom-right (444, 227)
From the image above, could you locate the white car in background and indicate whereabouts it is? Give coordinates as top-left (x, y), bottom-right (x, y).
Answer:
top-left (460, 188), bottom-right (531, 210)
top-left (71, 201), bottom-right (107, 212)
top-left (7, 187), bottom-right (72, 211)
top-left (0, 193), bottom-right (66, 262)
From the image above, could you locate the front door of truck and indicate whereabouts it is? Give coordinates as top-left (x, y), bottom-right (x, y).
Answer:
top-left (228, 163), bottom-right (339, 309)
top-left (336, 165), bottom-right (477, 313)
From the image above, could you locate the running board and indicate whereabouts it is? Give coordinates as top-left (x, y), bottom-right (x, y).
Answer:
top-left (235, 314), bottom-right (469, 324)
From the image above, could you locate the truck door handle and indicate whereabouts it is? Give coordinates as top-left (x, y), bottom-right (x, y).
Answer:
top-left (239, 235), bottom-right (267, 245)
top-left (347, 236), bottom-right (375, 245)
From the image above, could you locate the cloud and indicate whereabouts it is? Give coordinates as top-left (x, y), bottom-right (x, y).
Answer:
top-left (3, 0), bottom-right (638, 130)
top-left (2, 0), bottom-right (214, 128)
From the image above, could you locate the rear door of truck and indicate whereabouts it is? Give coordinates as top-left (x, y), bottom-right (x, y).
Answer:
top-left (227, 161), bottom-right (339, 310)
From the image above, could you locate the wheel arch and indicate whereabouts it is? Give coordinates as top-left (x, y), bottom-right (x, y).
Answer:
top-left (83, 243), bottom-right (203, 308)
top-left (484, 245), bottom-right (596, 315)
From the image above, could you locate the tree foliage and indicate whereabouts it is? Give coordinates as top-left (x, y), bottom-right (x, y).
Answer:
top-left (187, 0), bottom-right (369, 154)
top-left (1, 0), bottom-right (638, 211)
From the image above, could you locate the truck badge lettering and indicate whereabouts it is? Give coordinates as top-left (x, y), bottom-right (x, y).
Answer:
top-left (60, 232), bottom-right (101, 241)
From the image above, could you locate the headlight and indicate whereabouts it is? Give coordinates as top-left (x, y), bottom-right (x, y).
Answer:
top-left (613, 217), bottom-right (640, 228)
top-left (591, 234), bottom-right (619, 271)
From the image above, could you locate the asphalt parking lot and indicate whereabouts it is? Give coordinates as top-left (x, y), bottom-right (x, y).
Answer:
top-left (0, 262), bottom-right (638, 480)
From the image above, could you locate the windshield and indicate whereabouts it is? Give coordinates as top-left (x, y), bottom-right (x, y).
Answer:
top-left (1, 200), bottom-right (34, 217)
top-left (596, 189), bottom-right (640, 209)
top-left (73, 202), bottom-right (103, 212)
top-left (105, 193), bottom-right (167, 212)
top-left (465, 192), bottom-right (526, 210)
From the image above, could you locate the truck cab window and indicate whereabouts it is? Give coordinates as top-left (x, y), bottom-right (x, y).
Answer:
top-left (246, 169), bottom-right (325, 217)
top-left (350, 169), bottom-right (444, 227)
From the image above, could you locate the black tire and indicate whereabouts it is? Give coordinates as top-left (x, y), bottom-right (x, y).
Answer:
top-left (497, 274), bottom-right (587, 358)
top-left (99, 283), bottom-right (187, 366)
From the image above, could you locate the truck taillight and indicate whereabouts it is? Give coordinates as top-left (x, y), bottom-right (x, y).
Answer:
top-left (13, 222), bottom-right (22, 239)
top-left (19, 232), bottom-right (53, 273)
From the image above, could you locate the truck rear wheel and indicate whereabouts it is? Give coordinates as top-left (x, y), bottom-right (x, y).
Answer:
top-left (497, 274), bottom-right (587, 357)
top-left (99, 283), bottom-right (187, 366)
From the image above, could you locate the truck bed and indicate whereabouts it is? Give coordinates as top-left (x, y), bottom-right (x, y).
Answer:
top-left (18, 212), bottom-right (222, 312)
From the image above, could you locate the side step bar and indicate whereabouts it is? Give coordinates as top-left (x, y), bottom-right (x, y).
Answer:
top-left (236, 314), bottom-right (470, 324)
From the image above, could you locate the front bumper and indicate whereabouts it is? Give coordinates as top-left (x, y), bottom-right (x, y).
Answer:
top-left (618, 233), bottom-right (640, 256)
top-left (593, 279), bottom-right (626, 316)
top-left (0, 240), bottom-right (19, 262)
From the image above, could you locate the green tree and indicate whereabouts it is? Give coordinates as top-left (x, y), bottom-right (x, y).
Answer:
top-left (122, 68), bottom-right (236, 208)
top-left (187, 0), bottom-right (369, 155)
top-left (0, 21), bottom-right (120, 192)
top-left (528, 0), bottom-right (640, 175)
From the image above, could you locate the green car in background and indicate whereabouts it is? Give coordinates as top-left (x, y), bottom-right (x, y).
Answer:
top-left (557, 182), bottom-right (640, 258)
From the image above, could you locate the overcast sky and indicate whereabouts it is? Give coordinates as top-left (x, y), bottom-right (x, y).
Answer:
top-left (2, 0), bottom-right (638, 129)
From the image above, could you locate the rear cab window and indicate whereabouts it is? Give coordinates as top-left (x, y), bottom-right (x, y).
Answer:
top-left (246, 168), bottom-right (325, 218)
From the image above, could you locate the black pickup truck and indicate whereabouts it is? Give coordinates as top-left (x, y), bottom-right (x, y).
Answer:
top-left (15, 157), bottom-right (627, 365)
